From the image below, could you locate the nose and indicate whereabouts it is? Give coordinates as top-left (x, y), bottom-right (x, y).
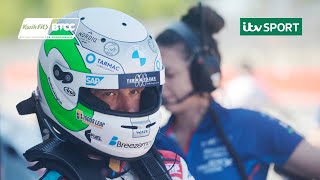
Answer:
top-left (116, 95), bottom-right (139, 113)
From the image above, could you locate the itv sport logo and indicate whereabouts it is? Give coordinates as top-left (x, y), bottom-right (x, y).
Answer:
top-left (240, 18), bottom-right (302, 35)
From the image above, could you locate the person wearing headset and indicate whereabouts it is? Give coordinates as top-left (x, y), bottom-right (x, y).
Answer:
top-left (155, 4), bottom-right (320, 180)
top-left (16, 8), bottom-right (194, 180)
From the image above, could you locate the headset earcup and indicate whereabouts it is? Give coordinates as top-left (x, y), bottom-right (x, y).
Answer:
top-left (190, 56), bottom-right (216, 93)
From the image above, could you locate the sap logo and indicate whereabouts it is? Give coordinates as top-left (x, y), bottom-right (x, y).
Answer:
top-left (86, 76), bottom-right (104, 86)
top-left (52, 23), bottom-right (76, 31)
top-left (109, 136), bottom-right (118, 145)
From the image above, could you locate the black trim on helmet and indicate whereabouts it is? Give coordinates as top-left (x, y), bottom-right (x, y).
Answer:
top-left (78, 86), bottom-right (162, 118)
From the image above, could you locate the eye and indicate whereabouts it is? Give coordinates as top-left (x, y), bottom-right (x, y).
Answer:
top-left (104, 91), bottom-right (116, 97)
top-left (130, 90), bottom-right (139, 95)
top-left (129, 88), bottom-right (144, 95)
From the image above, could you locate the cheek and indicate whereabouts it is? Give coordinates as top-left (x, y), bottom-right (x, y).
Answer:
top-left (164, 74), bottom-right (193, 98)
top-left (131, 95), bottom-right (141, 107)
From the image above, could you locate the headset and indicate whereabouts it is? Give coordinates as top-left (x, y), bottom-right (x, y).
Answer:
top-left (167, 9), bottom-right (221, 94)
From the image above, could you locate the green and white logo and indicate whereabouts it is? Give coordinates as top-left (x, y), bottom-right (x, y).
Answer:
top-left (240, 18), bottom-right (302, 36)
top-left (18, 18), bottom-right (80, 39)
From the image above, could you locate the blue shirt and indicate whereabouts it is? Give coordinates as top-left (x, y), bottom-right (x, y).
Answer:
top-left (155, 100), bottom-right (303, 180)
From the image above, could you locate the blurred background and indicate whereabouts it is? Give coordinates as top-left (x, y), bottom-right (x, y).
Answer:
top-left (0, 0), bottom-right (319, 179)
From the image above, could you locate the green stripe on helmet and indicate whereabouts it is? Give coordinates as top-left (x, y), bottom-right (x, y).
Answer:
top-left (39, 63), bottom-right (90, 131)
top-left (44, 30), bottom-right (90, 73)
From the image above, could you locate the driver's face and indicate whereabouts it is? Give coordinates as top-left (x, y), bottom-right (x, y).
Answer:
top-left (91, 88), bottom-right (145, 112)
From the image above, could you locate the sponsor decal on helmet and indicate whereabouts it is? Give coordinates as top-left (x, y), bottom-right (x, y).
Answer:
top-left (104, 42), bottom-right (119, 56)
top-left (48, 77), bottom-right (62, 104)
top-left (18, 18), bottom-right (80, 39)
top-left (148, 38), bottom-right (158, 53)
top-left (129, 120), bottom-right (153, 138)
top-left (86, 75), bottom-right (104, 86)
top-left (85, 53), bottom-right (96, 64)
top-left (97, 58), bottom-right (121, 72)
top-left (155, 59), bottom-right (161, 71)
top-left (128, 46), bottom-right (148, 66)
top-left (118, 72), bottom-right (160, 88)
top-left (85, 129), bottom-right (102, 143)
top-left (63, 87), bottom-right (76, 96)
top-left (109, 136), bottom-right (118, 145)
top-left (78, 31), bottom-right (98, 43)
top-left (133, 128), bottom-right (150, 138)
top-left (108, 136), bottom-right (152, 149)
top-left (76, 109), bottom-right (105, 128)
top-left (39, 65), bottom-right (88, 131)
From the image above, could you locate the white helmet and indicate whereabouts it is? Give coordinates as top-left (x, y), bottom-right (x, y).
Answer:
top-left (37, 7), bottom-right (164, 159)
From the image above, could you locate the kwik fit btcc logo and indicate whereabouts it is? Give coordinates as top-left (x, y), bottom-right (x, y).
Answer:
top-left (18, 18), bottom-right (80, 39)
top-left (108, 136), bottom-right (152, 149)
top-left (76, 110), bottom-right (105, 128)
top-left (240, 18), bottom-right (302, 35)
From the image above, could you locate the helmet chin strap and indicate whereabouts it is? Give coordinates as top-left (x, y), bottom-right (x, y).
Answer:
top-left (162, 91), bottom-right (197, 106)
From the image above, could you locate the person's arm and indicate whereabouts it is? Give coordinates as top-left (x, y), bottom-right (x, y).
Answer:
top-left (283, 139), bottom-right (320, 179)
top-left (306, 127), bottom-right (320, 148)
top-left (248, 111), bottom-right (320, 179)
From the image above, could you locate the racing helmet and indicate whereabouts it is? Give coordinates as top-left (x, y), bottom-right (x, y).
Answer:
top-left (37, 7), bottom-right (164, 159)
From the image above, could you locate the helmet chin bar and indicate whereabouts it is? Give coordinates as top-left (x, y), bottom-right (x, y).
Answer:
top-left (17, 91), bottom-right (157, 161)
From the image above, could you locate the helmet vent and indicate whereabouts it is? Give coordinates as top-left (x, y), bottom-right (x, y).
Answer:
top-left (122, 22), bottom-right (127, 26)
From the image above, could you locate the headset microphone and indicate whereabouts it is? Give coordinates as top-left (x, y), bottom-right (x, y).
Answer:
top-left (162, 91), bottom-right (196, 105)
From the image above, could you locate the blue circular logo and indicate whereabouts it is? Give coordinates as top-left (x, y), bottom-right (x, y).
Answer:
top-left (156, 60), bottom-right (161, 70)
top-left (132, 50), bottom-right (147, 66)
top-left (86, 53), bottom-right (96, 64)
